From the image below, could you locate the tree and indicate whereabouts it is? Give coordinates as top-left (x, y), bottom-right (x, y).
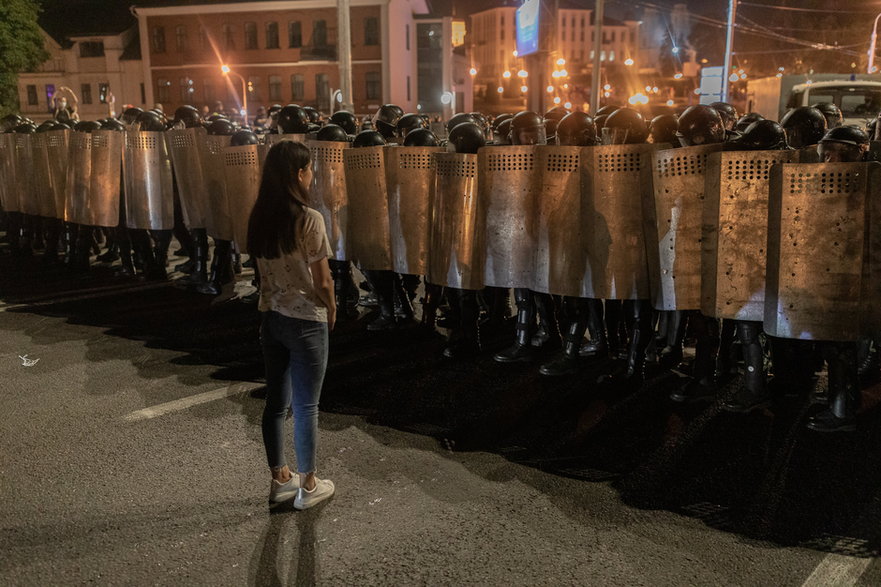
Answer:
top-left (0, 0), bottom-right (49, 117)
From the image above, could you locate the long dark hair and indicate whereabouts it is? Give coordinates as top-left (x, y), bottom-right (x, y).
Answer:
top-left (247, 140), bottom-right (313, 259)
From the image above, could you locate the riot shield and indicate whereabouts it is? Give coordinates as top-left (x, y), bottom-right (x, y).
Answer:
top-left (88, 131), bottom-right (123, 227)
top-left (385, 146), bottom-right (445, 275)
top-left (531, 146), bottom-right (584, 297)
top-left (647, 144), bottom-right (724, 310)
top-left (765, 162), bottom-right (881, 341)
top-left (263, 133), bottom-right (306, 149)
top-left (45, 129), bottom-right (69, 220)
top-left (31, 133), bottom-right (57, 218)
top-left (14, 133), bottom-right (39, 216)
top-left (307, 140), bottom-right (349, 260)
top-left (65, 131), bottom-right (91, 224)
top-left (123, 131), bottom-right (173, 230)
top-left (0, 134), bottom-right (16, 213)
top-left (202, 134), bottom-right (234, 240)
top-left (701, 150), bottom-right (799, 321)
top-left (428, 153), bottom-right (484, 290)
top-left (478, 145), bottom-right (539, 288)
top-left (223, 144), bottom-right (263, 253)
top-left (167, 127), bottom-right (210, 229)
top-left (343, 146), bottom-right (392, 270)
top-left (581, 144), bottom-right (656, 300)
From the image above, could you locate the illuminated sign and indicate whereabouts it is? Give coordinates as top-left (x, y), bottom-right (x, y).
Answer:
top-left (516, 0), bottom-right (540, 57)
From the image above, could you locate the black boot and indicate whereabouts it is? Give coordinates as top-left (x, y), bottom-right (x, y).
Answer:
top-left (808, 342), bottom-right (860, 432)
top-left (657, 310), bottom-right (686, 369)
top-left (443, 289), bottom-right (481, 359)
top-left (421, 282), bottom-right (443, 329)
top-left (579, 298), bottom-right (609, 358)
top-left (484, 286), bottom-right (513, 328)
top-left (541, 296), bottom-right (589, 376)
top-left (178, 229), bottom-right (209, 286)
top-left (146, 229), bottom-right (171, 281)
top-left (197, 239), bottom-right (234, 295)
top-left (722, 321), bottom-right (770, 413)
top-left (391, 272), bottom-right (416, 326)
top-left (670, 312), bottom-right (719, 402)
top-left (330, 260), bottom-right (358, 320)
top-left (366, 270), bottom-right (397, 330)
top-left (493, 288), bottom-right (537, 363)
top-left (532, 293), bottom-right (561, 350)
top-left (604, 299), bottom-right (651, 388)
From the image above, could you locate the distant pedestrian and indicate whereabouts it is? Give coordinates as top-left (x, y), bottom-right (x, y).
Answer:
top-left (247, 141), bottom-right (337, 509)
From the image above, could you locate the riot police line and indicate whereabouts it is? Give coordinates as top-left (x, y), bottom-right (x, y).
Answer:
top-left (1, 101), bottom-right (880, 434)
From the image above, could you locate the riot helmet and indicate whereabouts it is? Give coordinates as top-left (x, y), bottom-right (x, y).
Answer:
top-left (780, 106), bottom-right (827, 149)
top-left (492, 113), bottom-right (513, 131)
top-left (396, 113), bottom-right (428, 141)
top-left (446, 112), bottom-right (479, 133)
top-left (352, 129), bottom-right (387, 148)
top-left (734, 112), bottom-right (764, 133)
top-left (812, 102), bottom-right (843, 129)
top-left (207, 118), bottom-right (236, 136)
top-left (555, 112), bottom-right (598, 147)
top-left (303, 106), bottom-right (321, 124)
top-left (494, 119), bottom-right (513, 145)
top-left (593, 114), bottom-right (609, 130)
top-left (403, 128), bottom-right (439, 147)
top-left (277, 105), bottom-right (310, 133)
top-left (544, 105), bottom-right (570, 123)
top-left (13, 122), bottom-right (36, 133)
top-left (231, 129), bottom-right (259, 146)
top-left (649, 114), bottom-right (678, 145)
top-left (316, 124), bottom-right (349, 143)
top-left (173, 105), bottom-right (202, 129)
top-left (544, 118), bottom-right (559, 141)
top-left (134, 110), bottom-right (166, 132)
top-left (307, 123), bottom-right (321, 134)
top-left (36, 120), bottom-right (58, 133)
top-left (330, 111), bottom-right (358, 135)
top-left (121, 107), bottom-right (143, 126)
top-left (373, 105), bottom-right (402, 139)
top-left (511, 111), bottom-right (546, 145)
top-left (73, 120), bottom-right (102, 133)
top-left (602, 108), bottom-right (648, 144)
top-left (1, 114), bottom-right (23, 133)
top-left (100, 118), bottom-right (126, 132)
top-left (818, 126), bottom-right (869, 162)
top-left (676, 105), bottom-right (725, 146)
top-left (727, 120), bottom-right (788, 151)
top-left (448, 122), bottom-right (486, 154)
top-left (709, 102), bottom-right (739, 131)
top-left (595, 104), bottom-right (618, 117)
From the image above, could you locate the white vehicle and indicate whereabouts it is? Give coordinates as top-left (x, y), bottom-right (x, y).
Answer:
top-left (746, 75), bottom-right (881, 127)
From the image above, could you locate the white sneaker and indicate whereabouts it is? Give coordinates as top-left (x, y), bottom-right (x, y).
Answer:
top-left (293, 478), bottom-right (335, 510)
top-left (269, 476), bottom-right (299, 504)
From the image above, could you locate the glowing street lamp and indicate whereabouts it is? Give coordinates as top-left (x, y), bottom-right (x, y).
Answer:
top-left (546, 85), bottom-right (554, 93)
top-left (517, 70), bottom-right (528, 78)
top-left (221, 64), bottom-right (247, 119)
top-left (556, 58), bottom-right (566, 66)
top-left (520, 85), bottom-right (528, 93)
top-left (469, 67), bottom-right (478, 76)
top-left (497, 86), bottom-right (504, 93)
top-left (624, 58), bottom-right (635, 66)
top-left (553, 97), bottom-right (562, 104)
top-left (503, 71), bottom-right (512, 79)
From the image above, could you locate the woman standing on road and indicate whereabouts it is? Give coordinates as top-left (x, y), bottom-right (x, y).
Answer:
top-left (247, 140), bottom-right (336, 510)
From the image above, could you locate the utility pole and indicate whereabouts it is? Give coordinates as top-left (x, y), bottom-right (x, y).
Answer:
top-left (721, 0), bottom-right (737, 101)
top-left (337, 0), bottom-right (354, 113)
top-left (589, 0), bottom-right (604, 114)
top-left (869, 12), bottom-right (881, 74)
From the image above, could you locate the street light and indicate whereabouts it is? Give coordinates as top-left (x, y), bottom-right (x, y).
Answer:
top-left (221, 64), bottom-right (247, 120)
top-left (869, 12), bottom-right (881, 74)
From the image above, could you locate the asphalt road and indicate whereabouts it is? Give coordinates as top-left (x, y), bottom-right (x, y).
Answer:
top-left (1, 249), bottom-right (881, 585)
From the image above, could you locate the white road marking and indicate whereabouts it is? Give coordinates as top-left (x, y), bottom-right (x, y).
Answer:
top-left (801, 551), bottom-right (872, 587)
top-left (123, 381), bottom-right (263, 422)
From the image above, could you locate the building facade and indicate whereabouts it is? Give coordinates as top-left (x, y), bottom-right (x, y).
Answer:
top-left (415, 16), bottom-right (472, 117)
top-left (133, 0), bottom-right (429, 116)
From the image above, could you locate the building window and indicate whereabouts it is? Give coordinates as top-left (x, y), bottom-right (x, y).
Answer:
top-left (405, 24), bottom-right (410, 51)
top-left (365, 71), bottom-right (380, 100)
top-left (156, 79), bottom-right (170, 103)
top-left (291, 74), bottom-right (305, 101)
top-left (26, 85), bottom-right (38, 106)
top-left (176, 26), bottom-right (188, 52)
top-left (313, 20), bottom-right (327, 47)
top-left (81, 83), bottom-right (93, 104)
top-left (288, 21), bottom-right (302, 48)
top-left (151, 27), bottom-right (166, 53)
top-left (266, 22), bottom-right (279, 49)
top-left (223, 24), bottom-right (235, 49)
top-left (268, 75), bottom-right (282, 101)
top-left (364, 17), bottom-right (379, 46)
top-left (99, 82), bottom-right (110, 104)
top-left (244, 22), bottom-right (257, 50)
top-left (316, 73), bottom-right (329, 104)
top-left (79, 41), bottom-right (104, 57)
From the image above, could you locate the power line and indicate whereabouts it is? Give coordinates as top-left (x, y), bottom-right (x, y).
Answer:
top-left (738, 1), bottom-right (880, 15)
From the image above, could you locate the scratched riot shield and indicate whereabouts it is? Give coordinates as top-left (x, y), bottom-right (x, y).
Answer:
top-left (531, 146), bottom-right (584, 297)
top-left (45, 129), bottom-right (70, 220)
top-left (701, 150), bottom-right (799, 321)
top-left (123, 131), bottom-right (173, 229)
top-left (0, 134), bottom-right (16, 213)
top-left (167, 127), bottom-right (210, 229)
top-left (343, 146), bottom-right (392, 270)
top-left (307, 140), bottom-right (349, 261)
top-left (65, 131), bottom-right (122, 227)
top-left (31, 133), bottom-right (56, 218)
top-left (202, 134), bottom-right (234, 240)
top-left (428, 153), bottom-right (484, 290)
top-left (646, 144), bottom-right (724, 310)
top-left (263, 133), bottom-right (306, 149)
top-left (385, 145), bottom-right (445, 275)
top-left (765, 162), bottom-right (881, 341)
top-left (478, 145), bottom-right (539, 289)
top-left (582, 144), bottom-right (656, 300)
top-left (13, 133), bottom-right (39, 216)
top-left (224, 144), bottom-right (263, 253)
